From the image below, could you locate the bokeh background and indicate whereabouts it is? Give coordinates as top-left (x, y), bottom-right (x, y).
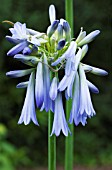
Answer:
top-left (0, 0), bottom-right (112, 169)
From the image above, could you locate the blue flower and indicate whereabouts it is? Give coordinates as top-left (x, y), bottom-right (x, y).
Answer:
top-left (69, 72), bottom-right (80, 125)
top-left (35, 60), bottom-right (44, 108)
top-left (51, 93), bottom-right (70, 136)
top-left (77, 64), bottom-right (96, 125)
top-left (18, 72), bottom-right (39, 125)
top-left (43, 54), bottom-right (51, 112)
top-left (6, 22), bottom-right (46, 56)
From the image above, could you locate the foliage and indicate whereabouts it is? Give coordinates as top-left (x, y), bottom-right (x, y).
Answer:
top-left (0, 124), bottom-right (30, 170)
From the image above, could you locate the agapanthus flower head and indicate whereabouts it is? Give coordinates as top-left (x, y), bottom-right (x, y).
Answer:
top-left (5, 4), bottom-right (108, 136)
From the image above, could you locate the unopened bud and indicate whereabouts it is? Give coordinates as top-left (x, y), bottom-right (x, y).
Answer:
top-left (47, 20), bottom-right (59, 38)
top-left (57, 39), bottom-right (66, 50)
top-left (23, 47), bottom-right (32, 55)
top-left (63, 21), bottom-right (71, 42)
top-left (78, 30), bottom-right (100, 46)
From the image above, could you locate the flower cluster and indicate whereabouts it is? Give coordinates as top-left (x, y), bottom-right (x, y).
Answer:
top-left (6, 5), bottom-right (108, 136)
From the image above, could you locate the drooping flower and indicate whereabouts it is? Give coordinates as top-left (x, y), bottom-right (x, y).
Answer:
top-left (78, 64), bottom-right (96, 124)
top-left (35, 60), bottom-right (44, 108)
top-left (69, 72), bottom-right (80, 125)
top-left (18, 72), bottom-right (39, 125)
top-left (51, 93), bottom-right (70, 136)
top-left (43, 54), bottom-right (51, 112)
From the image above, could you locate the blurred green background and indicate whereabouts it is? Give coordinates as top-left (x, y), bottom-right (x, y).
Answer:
top-left (0, 0), bottom-right (112, 169)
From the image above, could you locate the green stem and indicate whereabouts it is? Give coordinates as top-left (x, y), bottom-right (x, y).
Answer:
top-left (65, 0), bottom-right (74, 170)
top-left (48, 102), bottom-right (56, 169)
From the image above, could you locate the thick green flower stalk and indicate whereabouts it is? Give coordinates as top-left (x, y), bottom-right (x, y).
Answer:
top-left (4, 3), bottom-right (108, 170)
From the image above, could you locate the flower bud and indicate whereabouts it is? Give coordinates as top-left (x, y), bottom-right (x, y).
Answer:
top-left (57, 39), bottom-right (66, 50)
top-left (23, 47), bottom-right (32, 55)
top-left (6, 68), bottom-right (34, 78)
top-left (47, 20), bottom-right (59, 38)
top-left (78, 30), bottom-right (100, 46)
top-left (63, 21), bottom-right (71, 42)
top-left (76, 28), bottom-right (86, 43)
top-left (49, 5), bottom-right (56, 24)
top-left (16, 81), bottom-right (28, 88)
top-left (57, 23), bottom-right (63, 40)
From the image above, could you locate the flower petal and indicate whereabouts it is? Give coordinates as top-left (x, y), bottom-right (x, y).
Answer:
top-left (6, 36), bottom-right (21, 44)
top-left (7, 41), bottom-right (28, 56)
